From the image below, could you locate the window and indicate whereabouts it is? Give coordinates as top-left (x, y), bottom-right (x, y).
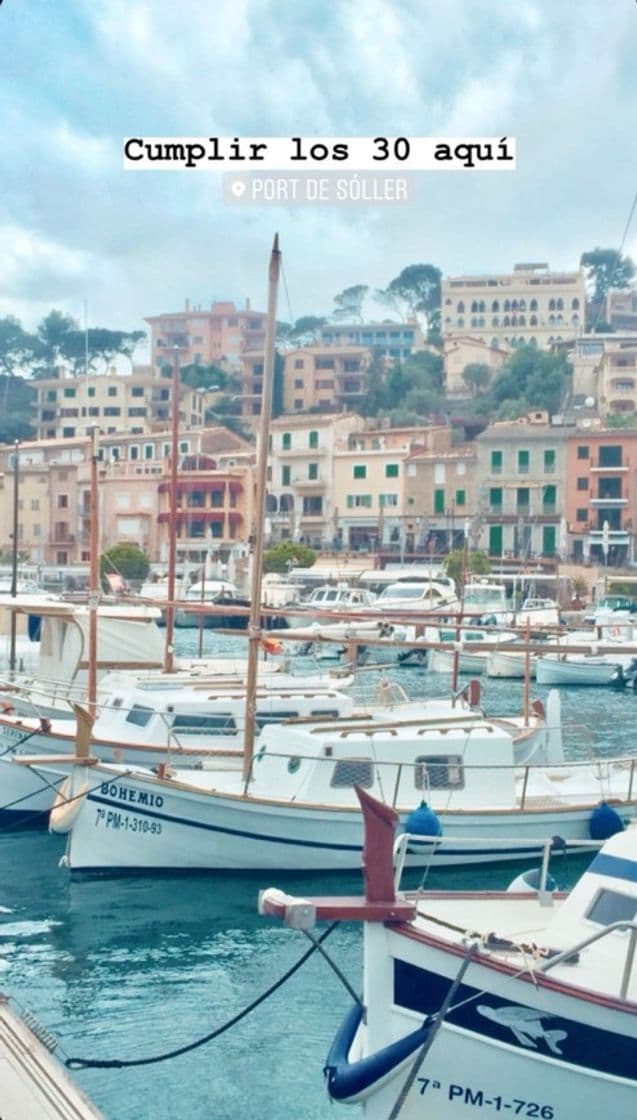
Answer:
top-left (282, 465), bottom-right (291, 486)
top-left (131, 386), bottom-right (144, 397)
top-left (346, 494), bottom-right (372, 508)
top-left (488, 524), bottom-right (502, 555)
top-left (490, 450), bottom-right (502, 473)
top-left (302, 495), bottom-right (323, 515)
top-left (315, 358), bottom-right (334, 370)
top-left (308, 430), bottom-right (319, 449)
top-left (379, 493), bottom-right (398, 507)
top-left (294, 399), bottom-right (303, 410)
top-left (308, 462), bottom-right (318, 480)
top-left (353, 464), bottom-right (367, 479)
top-left (415, 755), bottom-right (464, 791)
top-left (543, 484), bottom-right (556, 512)
top-left (489, 487), bottom-right (502, 509)
top-left (125, 705), bottom-right (153, 727)
top-left (434, 488), bottom-right (445, 514)
top-left (294, 379), bottom-right (303, 389)
top-left (455, 489), bottom-right (465, 507)
top-left (56, 551), bottom-right (68, 565)
top-left (294, 359), bottom-right (304, 369)
top-left (128, 407), bottom-right (147, 417)
top-left (282, 432), bottom-right (291, 451)
top-left (63, 387), bottom-right (76, 398)
top-left (586, 888), bottom-right (637, 927)
top-left (330, 759), bottom-right (373, 788)
top-left (104, 406), bottom-right (121, 416)
top-left (544, 449), bottom-right (555, 472)
top-left (144, 444), bottom-right (154, 459)
top-left (385, 463), bottom-right (399, 478)
top-left (517, 487), bottom-right (530, 510)
top-left (107, 385), bottom-right (117, 397)
top-left (576, 508), bottom-right (588, 522)
top-left (599, 445), bottom-right (622, 467)
top-left (57, 494), bottom-right (68, 508)
top-left (31, 499), bottom-right (39, 511)
top-left (87, 386), bottom-right (95, 398)
top-left (577, 477), bottom-right (588, 491)
top-left (577, 445), bottom-right (589, 460)
top-left (518, 449), bottom-right (529, 473)
top-left (62, 427), bottom-right (75, 438)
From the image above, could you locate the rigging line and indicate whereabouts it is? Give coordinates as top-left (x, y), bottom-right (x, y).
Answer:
top-left (589, 187), bottom-right (637, 335)
top-left (280, 259), bottom-right (295, 328)
top-left (65, 921), bottom-right (340, 1070)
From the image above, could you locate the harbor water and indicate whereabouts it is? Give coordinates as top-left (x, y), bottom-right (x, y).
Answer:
top-left (0, 632), bottom-right (630, 1119)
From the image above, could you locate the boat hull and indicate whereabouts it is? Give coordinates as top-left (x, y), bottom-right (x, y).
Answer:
top-left (535, 657), bottom-right (619, 686)
top-left (63, 769), bottom-right (636, 872)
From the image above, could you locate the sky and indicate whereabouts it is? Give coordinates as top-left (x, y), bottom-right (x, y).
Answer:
top-left (1, 0), bottom-right (636, 361)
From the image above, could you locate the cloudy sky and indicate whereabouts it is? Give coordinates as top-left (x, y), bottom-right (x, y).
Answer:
top-left (1, 0), bottom-right (635, 357)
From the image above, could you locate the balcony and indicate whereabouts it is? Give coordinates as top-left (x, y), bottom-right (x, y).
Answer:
top-left (590, 497), bottom-right (628, 507)
top-left (292, 476), bottom-right (326, 490)
top-left (590, 462), bottom-right (628, 472)
top-left (276, 446), bottom-right (327, 457)
top-left (587, 528), bottom-right (630, 543)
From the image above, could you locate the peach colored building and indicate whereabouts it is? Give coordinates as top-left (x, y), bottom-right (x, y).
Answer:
top-left (443, 336), bottom-right (509, 397)
top-left (565, 425), bottom-right (637, 565)
top-left (404, 444), bottom-right (478, 554)
top-left (333, 426), bottom-right (450, 552)
top-left (146, 300), bottom-right (267, 372)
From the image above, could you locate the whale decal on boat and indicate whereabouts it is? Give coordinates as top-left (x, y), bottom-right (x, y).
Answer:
top-left (477, 1004), bottom-right (568, 1054)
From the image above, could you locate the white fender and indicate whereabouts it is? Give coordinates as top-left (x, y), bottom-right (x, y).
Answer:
top-left (49, 778), bottom-right (89, 834)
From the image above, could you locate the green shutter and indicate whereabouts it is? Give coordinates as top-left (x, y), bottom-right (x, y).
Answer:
top-left (491, 450), bottom-right (502, 472)
top-left (455, 489), bottom-right (465, 507)
top-left (542, 525), bottom-right (556, 556)
top-left (518, 449), bottom-right (529, 472)
top-left (544, 449), bottom-right (555, 471)
top-left (434, 488), bottom-right (445, 513)
top-left (308, 430), bottom-right (318, 449)
top-left (282, 432), bottom-right (291, 450)
top-left (489, 487), bottom-right (502, 509)
top-left (308, 463), bottom-right (318, 480)
top-left (282, 465), bottom-right (290, 486)
top-left (543, 484), bottom-right (556, 512)
top-left (489, 524), bottom-right (503, 556)
top-left (385, 463), bottom-right (399, 478)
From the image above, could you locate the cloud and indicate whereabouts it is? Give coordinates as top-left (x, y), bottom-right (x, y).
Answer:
top-left (0, 0), bottom-right (634, 332)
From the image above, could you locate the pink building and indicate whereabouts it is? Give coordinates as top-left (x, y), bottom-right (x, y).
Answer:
top-left (146, 300), bottom-right (267, 372)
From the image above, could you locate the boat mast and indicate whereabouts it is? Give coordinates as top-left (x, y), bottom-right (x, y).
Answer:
top-left (87, 426), bottom-right (99, 717)
top-left (164, 344), bottom-right (182, 674)
top-left (9, 439), bottom-right (19, 673)
top-left (243, 235), bottom-right (281, 783)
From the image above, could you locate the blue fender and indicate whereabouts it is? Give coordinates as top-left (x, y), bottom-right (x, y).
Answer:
top-left (324, 1003), bottom-right (432, 1102)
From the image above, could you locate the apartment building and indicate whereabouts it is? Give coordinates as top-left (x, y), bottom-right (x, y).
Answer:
top-left (568, 333), bottom-right (637, 416)
top-left (475, 415), bottom-right (567, 559)
top-left (333, 426), bottom-right (449, 552)
top-left (442, 262), bottom-right (586, 350)
top-left (0, 427), bottom-right (252, 567)
top-left (32, 366), bottom-right (212, 441)
top-left (145, 299), bottom-right (266, 372)
top-left (266, 413), bottom-right (360, 549)
top-left (237, 345), bottom-right (372, 427)
top-left (564, 426), bottom-right (637, 565)
top-left (443, 336), bottom-right (509, 396)
top-left (404, 443), bottom-right (478, 553)
top-left (605, 290), bottom-right (637, 332)
top-left (319, 320), bottom-right (426, 360)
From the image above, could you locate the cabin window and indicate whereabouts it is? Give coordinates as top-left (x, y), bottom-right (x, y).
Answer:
top-left (586, 888), bottom-right (637, 927)
top-left (309, 709), bottom-right (340, 718)
top-left (255, 710), bottom-right (299, 727)
top-left (287, 757), bottom-right (301, 774)
top-left (125, 704), bottom-right (154, 727)
top-left (171, 714), bottom-right (237, 734)
top-left (415, 754), bottom-right (465, 791)
top-left (330, 759), bottom-right (374, 789)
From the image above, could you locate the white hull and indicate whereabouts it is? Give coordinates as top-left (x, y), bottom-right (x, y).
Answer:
top-left (535, 656), bottom-right (619, 686)
top-left (486, 650), bottom-right (537, 679)
top-left (63, 766), bottom-right (635, 872)
top-left (427, 648), bottom-right (488, 676)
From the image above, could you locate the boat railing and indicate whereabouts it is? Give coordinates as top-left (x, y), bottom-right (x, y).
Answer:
top-left (392, 832), bottom-right (604, 893)
top-left (537, 920), bottom-right (637, 999)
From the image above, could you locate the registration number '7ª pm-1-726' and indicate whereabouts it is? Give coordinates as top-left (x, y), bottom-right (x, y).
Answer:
top-left (417, 1079), bottom-right (555, 1117)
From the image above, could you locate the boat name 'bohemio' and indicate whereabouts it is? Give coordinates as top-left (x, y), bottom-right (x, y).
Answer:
top-left (100, 783), bottom-right (164, 809)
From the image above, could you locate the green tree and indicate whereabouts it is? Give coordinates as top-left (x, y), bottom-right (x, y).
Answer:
top-left (179, 362), bottom-right (229, 390)
top-left (0, 317), bottom-right (38, 378)
top-left (377, 264), bottom-right (442, 328)
top-left (332, 284), bottom-right (368, 322)
top-left (33, 310), bottom-right (79, 377)
top-left (287, 316), bottom-right (327, 344)
top-left (488, 347), bottom-right (570, 416)
top-left (263, 540), bottom-right (316, 573)
top-left (580, 247), bottom-right (636, 303)
top-left (100, 542), bottom-right (150, 585)
top-left (445, 548), bottom-right (490, 588)
top-left (462, 362), bottom-right (491, 397)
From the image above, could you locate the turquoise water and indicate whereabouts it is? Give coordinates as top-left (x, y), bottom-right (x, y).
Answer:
top-left (0, 634), bottom-right (630, 1118)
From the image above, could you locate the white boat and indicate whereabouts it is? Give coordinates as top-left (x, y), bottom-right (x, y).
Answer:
top-left (462, 580), bottom-right (511, 623)
top-left (284, 583), bottom-right (377, 630)
top-left (0, 677), bottom-right (355, 823)
top-left (536, 654), bottom-right (622, 686)
top-left (426, 627), bottom-right (519, 676)
top-left (47, 690), bottom-right (637, 873)
top-left (486, 647), bottom-right (538, 679)
top-left (373, 580), bottom-right (459, 617)
top-left (173, 579), bottom-right (249, 629)
top-left (516, 596), bottom-right (561, 629)
top-left (260, 790), bottom-right (637, 1120)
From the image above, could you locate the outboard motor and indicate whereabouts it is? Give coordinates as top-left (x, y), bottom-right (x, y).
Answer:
top-left (610, 664), bottom-right (627, 689)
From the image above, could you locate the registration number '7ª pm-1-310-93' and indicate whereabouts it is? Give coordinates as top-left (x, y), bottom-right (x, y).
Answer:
top-left (95, 808), bottom-right (162, 835)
